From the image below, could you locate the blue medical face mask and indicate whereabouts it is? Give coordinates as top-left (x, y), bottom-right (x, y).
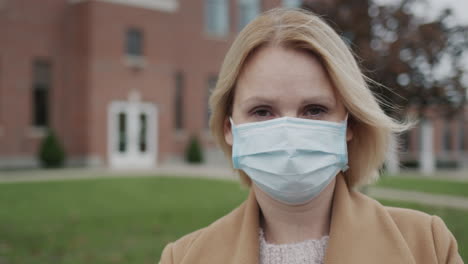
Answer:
top-left (231, 116), bottom-right (349, 205)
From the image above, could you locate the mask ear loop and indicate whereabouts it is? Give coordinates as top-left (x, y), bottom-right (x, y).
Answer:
top-left (341, 113), bottom-right (350, 172)
top-left (229, 117), bottom-right (236, 128)
top-left (342, 165), bottom-right (350, 172)
top-left (229, 117), bottom-right (240, 169)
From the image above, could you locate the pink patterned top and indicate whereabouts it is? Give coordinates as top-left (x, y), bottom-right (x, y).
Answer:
top-left (259, 228), bottom-right (329, 264)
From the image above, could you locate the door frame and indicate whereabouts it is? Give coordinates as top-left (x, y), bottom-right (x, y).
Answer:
top-left (107, 101), bottom-right (158, 169)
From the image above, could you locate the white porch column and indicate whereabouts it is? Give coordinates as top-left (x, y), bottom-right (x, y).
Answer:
top-left (385, 134), bottom-right (400, 175)
top-left (419, 119), bottom-right (435, 175)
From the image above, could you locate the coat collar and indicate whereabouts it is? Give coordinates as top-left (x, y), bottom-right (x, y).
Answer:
top-left (324, 174), bottom-right (416, 264)
top-left (183, 174), bottom-right (416, 264)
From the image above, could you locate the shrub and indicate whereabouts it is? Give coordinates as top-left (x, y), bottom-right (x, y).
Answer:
top-left (401, 160), bottom-right (460, 169)
top-left (38, 129), bottom-right (66, 168)
top-left (185, 135), bottom-right (204, 164)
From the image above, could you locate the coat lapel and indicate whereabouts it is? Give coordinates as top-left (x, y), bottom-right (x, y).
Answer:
top-left (231, 189), bottom-right (261, 264)
top-left (324, 174), bottom-right (416, 264)
top-left (180, 190), bottom-right (260, 264)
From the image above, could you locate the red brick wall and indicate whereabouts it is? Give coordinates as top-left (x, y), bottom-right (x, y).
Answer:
top-left (2, 0), bottom-right (463, 168)
top-left (72, 0), bottom-right (282, 165)
top-left (0, 0), bottom-right (71, 159)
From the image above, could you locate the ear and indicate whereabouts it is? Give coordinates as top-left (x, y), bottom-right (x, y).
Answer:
top-left (224, 117), bottom-right (233, 146)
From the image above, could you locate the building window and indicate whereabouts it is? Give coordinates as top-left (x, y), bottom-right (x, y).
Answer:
top-left (174, 71), bottom-right (184, 131)
top-left (32, 59), bottom-right (51, 128)
top-left (139, 113), bottom-right (147, 152)
top-left (205, 0), bottom-right (229, 36)
top-left (282, 0), bottom-right (302, 8)
top-left (443, 120), bottom-right (452, 152)
top-left (238, 0), bottom-right (260, 31)
top-left (118, 112), bottom-right (127, 152)
top-left (126, 28), bottom-right (143, 56)
top-left (206, 75), bottom-right (217, 129)
top-left (460, 118), bottom-right (466, 151)
top-left (0, 55), bottom-right (2, 130)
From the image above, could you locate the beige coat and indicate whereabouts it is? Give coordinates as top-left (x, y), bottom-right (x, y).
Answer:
top-left (160, 174), bottom-right (463, 264)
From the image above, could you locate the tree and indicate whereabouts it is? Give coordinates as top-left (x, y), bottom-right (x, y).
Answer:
top-left (303, 0), bottom-right (468, 174)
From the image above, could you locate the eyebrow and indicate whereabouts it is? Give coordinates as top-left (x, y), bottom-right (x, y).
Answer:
top-left (240, 95), bottom-right (336, 108)
top-left (240, 96), bottom-right (275, 108)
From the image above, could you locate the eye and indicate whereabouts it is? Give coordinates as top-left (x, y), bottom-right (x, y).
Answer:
top-left (250, 106), bottom-right (274, 119)
top-left (253, 109), bottom-right (272, 117)
top-left (303, 105), bottom-right (328, 117)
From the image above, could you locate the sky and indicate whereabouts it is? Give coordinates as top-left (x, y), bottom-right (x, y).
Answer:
top-left (426, 0), bottom-right (468, 94)
top-left (374, 0), bottom-right (468, 25)
top-left (372, 0), bottom-right (468, 93)
top-left (427, 0), bottom-right (468, 24)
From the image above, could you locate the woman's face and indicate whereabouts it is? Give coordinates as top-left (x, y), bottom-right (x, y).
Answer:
top-left (224, 45), bottom-right (352, 145)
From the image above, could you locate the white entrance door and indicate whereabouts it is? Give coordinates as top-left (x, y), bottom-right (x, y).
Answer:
top-left (108, 101), bottom-right (157, 169)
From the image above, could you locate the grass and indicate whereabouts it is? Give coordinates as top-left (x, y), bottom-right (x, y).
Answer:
top-left (0, 175), bottom-right (466, 263)
top-left (0, 176), bottom-right (248, 264)
top-left (375, 175), bottom-right (468, 197)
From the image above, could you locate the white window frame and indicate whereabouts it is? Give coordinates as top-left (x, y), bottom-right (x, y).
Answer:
top-left (69, 0), bottom-right (179, 13)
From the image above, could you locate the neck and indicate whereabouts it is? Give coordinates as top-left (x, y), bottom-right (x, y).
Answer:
top-left (255, 178), bottom-right (336, 244)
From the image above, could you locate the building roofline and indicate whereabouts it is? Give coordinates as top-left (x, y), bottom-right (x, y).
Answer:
top-left (68, 0), bottom-right (179, 13)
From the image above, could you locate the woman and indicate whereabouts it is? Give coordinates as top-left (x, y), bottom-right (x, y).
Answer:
top-left (160, 8), bottom-right (462, 264)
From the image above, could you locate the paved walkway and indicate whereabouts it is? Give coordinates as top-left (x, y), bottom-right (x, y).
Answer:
top-left (391, 169), bottom-right (468, 181)
top-left (1, 165), bottom-right (467, 210)
top-left (366, 187), bottom-right (468, 210)
top-left (0, 165), bottom-right (237, 183)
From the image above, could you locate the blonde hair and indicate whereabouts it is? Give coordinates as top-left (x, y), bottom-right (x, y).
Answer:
top-left (209, 8), bottom-right (409, 187)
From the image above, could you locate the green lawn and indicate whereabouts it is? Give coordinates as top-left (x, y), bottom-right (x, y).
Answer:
top-left (0, 176), bottom-right (249, 264)
top-left (0, 176), bottom-right (466, 263)
top-left (375, 175), bottom-right (468, 197)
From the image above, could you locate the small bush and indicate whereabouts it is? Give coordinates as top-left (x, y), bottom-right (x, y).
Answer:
top-left (401, 160), bottom-right (460, 169)
top-left (38, 129), bottom-right (66, 168)
top-left (185, 135), bottom-right (204, 164)
top-left (401, 160), bottom-right (419, 169)
top-left (436, 160), bottom-right (459, 169)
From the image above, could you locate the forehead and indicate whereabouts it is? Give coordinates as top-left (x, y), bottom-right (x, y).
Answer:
top-left (235, 45), bottom-right (337, 103)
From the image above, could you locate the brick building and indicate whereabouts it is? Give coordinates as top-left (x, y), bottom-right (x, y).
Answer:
top-left (401, 106), bottom-right (468, 169)
top-left (0, 0), bottom-right (302, 169)
top-left (0, 0), bottom-right (466, 170)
